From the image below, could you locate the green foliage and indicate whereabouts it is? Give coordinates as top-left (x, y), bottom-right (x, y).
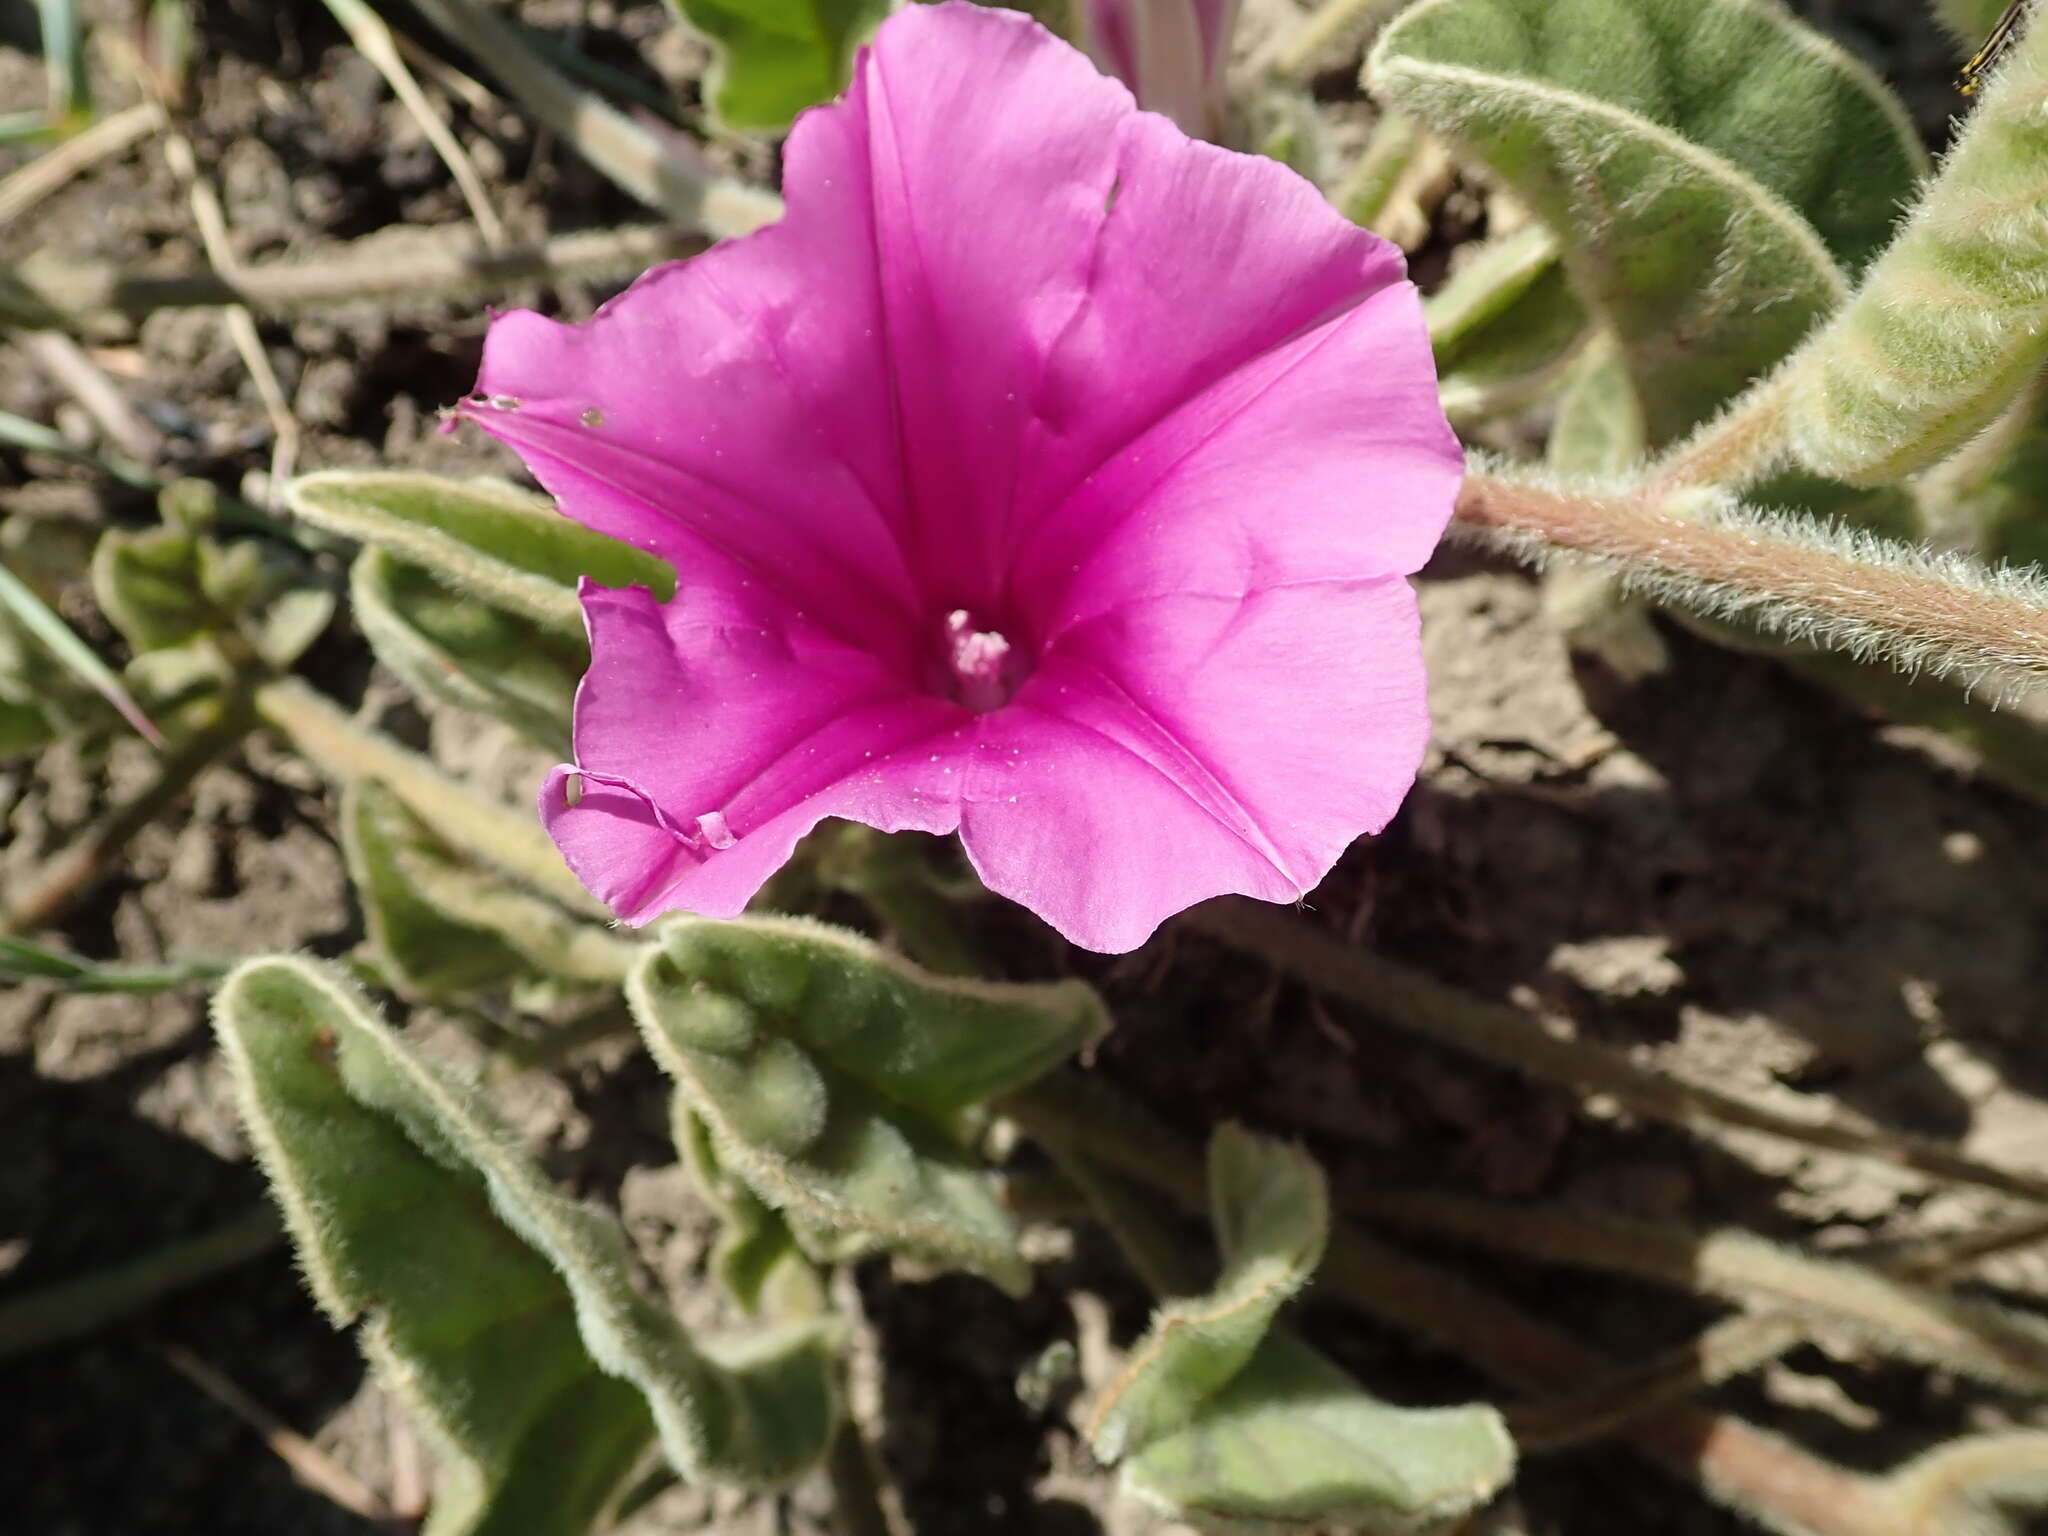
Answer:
top-left (1934, 0), bottom-right (2022, 51)
top-left (629, 915), bottom-right (1109, 1296)
top-left (285, 470), bottom-right (672, 633)
top-left (675, 1106), bottom-right (807, 1314)
top-left (1962, 392), bottom-right (2048, 571)
top-left (352, 548), bottom-right (584, 756)
top-left (1370, 0), bottom-right (1925, 443)
top-left (1088, 1127), bottom-right (1515, 1535)
top-left (90, 484), bottom-right (334, 670)
top-left (342, 780), bottom-right (642, 999)
top-left (214, 956), bottom-right (840, 1528)
top-left (663, 0), bottom-right (887, 133)
top-left (1783, 9), bottom-right (2048, 484)
top-left (0, 554), bottom-right (160, 748)
top-left (1429, 225), bottom-right (1593, 422)
top-left (91, 527), bottom-right (215, 652)
top-left (1088, 1126), bottom-right (1328, 1461)
top-left (0, 934), bottom-right (227, 993)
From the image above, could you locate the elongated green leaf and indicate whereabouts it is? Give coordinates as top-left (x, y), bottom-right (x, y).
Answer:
top-left (1370, 0), bottom-right (1927, 442)
top-left (1784, 8), bottom-right (2048, 483)
top-left (0, 934), bottom-right (227, 993)
top-left (285, 470), bottom-right (672, 633)
top-left (665, 0), bottom-right (887, 133)
top-left (214, 956), bottom-right (839, 1526)
top-left (0, 557), bottom-right (161, 745)
top-left (1088, 1125), bottom-right (1328, 1461)
top-left (353, 548), bottom-right (582, 756)
top-left (630, 916), bottom-right (1109, 1296)
top-left (1086, 1126), bottom-right (1514, 1535)
top-left (38, 0), bottom-right (91, 125)
top-left (343, 780), bottom-right (642, 999)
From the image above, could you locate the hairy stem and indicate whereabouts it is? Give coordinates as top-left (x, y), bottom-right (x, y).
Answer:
top-left (1456, 469), bottom-right (2048, 693)
top-left (1354, 1190), bottom-right (2048, 1392)
top-left (1332, 109), bottom-right (1423, 229)
top-left (1186, 899), bottom-right (2048, 1206)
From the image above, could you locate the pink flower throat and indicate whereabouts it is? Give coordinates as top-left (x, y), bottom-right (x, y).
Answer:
top-left (943, 607), bottom-right (1029, 713)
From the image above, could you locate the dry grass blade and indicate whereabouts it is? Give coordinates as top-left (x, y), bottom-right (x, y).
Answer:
top-left (0, 694), bottom-right (258, 934)
top-left (157, 1341), bottom-right (396, 1523)
top-left (1355, 1191), bottom-right (2048, 1394)
top-left (0, 558), bottom-right (162, 747)
top-left (402, 0), bottom-right (782, 237)
top-left (31, 223), bottom-right (705, 322)
top-left (318, 0), bottom-right (507, 247)
top-left (12, 329), bottom-right (163, 462)
top-left (0, 102), bottom-right (154, 228)
top-left (152, 118), bottom-right (299, 500)
top-left (1507, 1314), bottom-right (1808, 1452)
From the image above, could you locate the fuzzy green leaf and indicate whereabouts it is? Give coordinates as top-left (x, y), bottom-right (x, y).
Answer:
top-left (630, 916), bottom-right (1109, 1296)
top-left (1090, 1127), bottom-right (1514, 1535)
top-left (663, 0), bottom-right (886, 134)
top-left (285, 470), bottom-right (673, 633)
top-left (1783, 8), bottom-right (2048, 483)
top-left (1370, 0), bottom-right (1927, 442)
top-left (90, 523), bottom-right (332, 668)
top-left (1088, 1125), bottom-right (1328, 1461)
top-left (91, 526), bottom-right (211, 652)
top-left (0, 695), bottom-right (56, 760)
top-left (352, 548), bottom-right (582, 755)
top-left (1431, 227), bottom-right (1592, 422)
top-left (214, 956), bottom-right (839, 1525)
top-left (343, 780), bottom-right (642, 999)
top-left (1123, 1332), bottom-right (1517, 1535)
top-left (675, 1106), bottom-right (808, 1314)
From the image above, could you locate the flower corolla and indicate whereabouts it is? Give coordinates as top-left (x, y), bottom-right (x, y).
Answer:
top-left (460, 1), bottom-right (1460, 953)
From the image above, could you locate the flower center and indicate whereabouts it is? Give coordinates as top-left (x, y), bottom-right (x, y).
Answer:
top-left (941, 608), bottom-right (1028, 713)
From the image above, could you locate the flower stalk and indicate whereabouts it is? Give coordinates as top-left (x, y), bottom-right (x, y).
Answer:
top-left (1185, 899), bottom-right (2048, 1205)
top-left (1455, 470), bottom-right (2048, 694)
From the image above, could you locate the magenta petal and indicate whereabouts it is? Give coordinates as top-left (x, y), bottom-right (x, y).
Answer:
top-left (555, 579), bottom-right (968, 923)
top-left (957, 577), bottom-right (1429, 952)
top-left (1022, 279), bottom-right (1458, 639)
top-left (539, 767), bottom-right (700, 923)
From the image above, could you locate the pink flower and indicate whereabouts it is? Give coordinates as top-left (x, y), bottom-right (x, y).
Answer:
top-left (1077, 0), bottom-right (1240, 140)
top-left (459, 1), bottom-right (1459, 954)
